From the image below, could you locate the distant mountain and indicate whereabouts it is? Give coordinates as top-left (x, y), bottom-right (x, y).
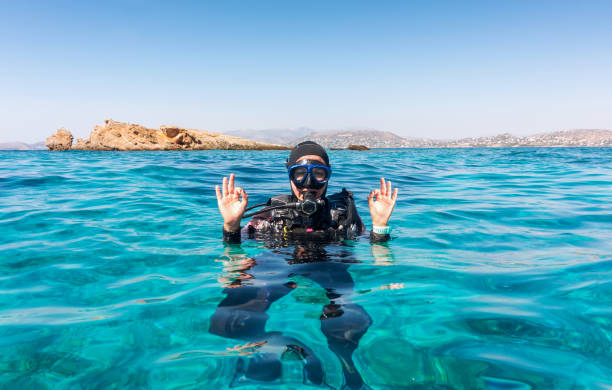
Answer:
top-left (226, 127), bottom-right (315, 146)
top-left (0, 141), bottom-right (46, 150)
top-left (289, 128), bottom-right (612, 148)
top-left (292, 130), bottom-right (406, 148)
top-left (446, 129), bottom-right (612, 147)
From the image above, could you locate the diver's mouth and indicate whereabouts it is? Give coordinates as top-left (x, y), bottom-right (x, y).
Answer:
top-left (299, 189), bottom-right (319, 199)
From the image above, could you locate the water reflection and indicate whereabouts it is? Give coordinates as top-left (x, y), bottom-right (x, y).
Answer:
top-left (210, 242), bottom-right (372, 389)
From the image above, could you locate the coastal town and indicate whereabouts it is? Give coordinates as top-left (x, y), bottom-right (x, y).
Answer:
top-left (285, 129), bottom-right (612, 149)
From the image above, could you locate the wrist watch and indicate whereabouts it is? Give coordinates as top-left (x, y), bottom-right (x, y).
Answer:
top-left (372, 225), bottom-right (392, 235)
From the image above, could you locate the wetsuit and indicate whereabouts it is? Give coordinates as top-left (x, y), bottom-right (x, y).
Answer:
top-left (212, 190), bottom-right (386, 388)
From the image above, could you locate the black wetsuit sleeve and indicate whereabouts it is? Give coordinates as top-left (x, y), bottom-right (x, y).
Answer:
top-left (369, 231), bottom-right (391, 243)
top-left (221, 199), bottom-right (275, 243)
top-left (222, 228), bottom-right (241, 243)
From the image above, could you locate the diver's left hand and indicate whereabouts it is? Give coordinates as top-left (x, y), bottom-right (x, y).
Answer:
top-left (368, 177), bottom-right (398, 226)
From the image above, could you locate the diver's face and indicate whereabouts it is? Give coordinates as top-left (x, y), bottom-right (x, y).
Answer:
top-left (289, 154), bottom-right (328, 200)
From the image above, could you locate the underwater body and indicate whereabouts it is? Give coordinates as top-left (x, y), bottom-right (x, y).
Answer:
top-left (0, 148), bottom-right (611, 389)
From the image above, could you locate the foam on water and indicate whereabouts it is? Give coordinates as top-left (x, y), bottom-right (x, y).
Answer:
top-left (0, 148), bottom-right (611, 389)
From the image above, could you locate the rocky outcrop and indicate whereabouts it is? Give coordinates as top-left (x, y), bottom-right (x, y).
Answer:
top-left (46, 129), bottom-right (74, 151)
top-left (347, 144), bottom-right (370, 150)
top-left (50, 120), bottom-right (289, 151)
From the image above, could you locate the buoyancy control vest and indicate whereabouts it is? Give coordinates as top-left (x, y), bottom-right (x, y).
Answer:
top-left (246, 188), bottom-right (365, 241)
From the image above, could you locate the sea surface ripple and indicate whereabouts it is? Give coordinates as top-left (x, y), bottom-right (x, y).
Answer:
top-left (0, 148), bottom-right (611, 389)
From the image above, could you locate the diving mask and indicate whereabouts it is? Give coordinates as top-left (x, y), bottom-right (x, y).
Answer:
top-left (288, 159), bottom-right (331, 190)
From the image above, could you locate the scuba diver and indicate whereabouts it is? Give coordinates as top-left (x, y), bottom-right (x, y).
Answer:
top-left (216, 141), bottom-right (398, 243)
top-left (211, 141), bottom-right (398, 389)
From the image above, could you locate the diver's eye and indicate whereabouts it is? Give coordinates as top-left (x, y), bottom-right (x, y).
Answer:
top-left (312, 167), bottom-right (328, 182)
top-left (291, 166), bottom-right (308, 181)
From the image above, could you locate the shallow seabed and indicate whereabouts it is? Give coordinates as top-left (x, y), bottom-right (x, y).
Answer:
top-left (0, 148), bottom-right (611, 389)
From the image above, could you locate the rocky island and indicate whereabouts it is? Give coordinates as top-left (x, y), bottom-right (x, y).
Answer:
top-left (46, 120), bottom-right (289, 151)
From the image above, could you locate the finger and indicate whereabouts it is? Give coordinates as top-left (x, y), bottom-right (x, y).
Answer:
top-left (222, 176), bottom-right (228, 197)
top-left (373, 189), bottom-right (380, 201)
top-left (368, 190), bottom-right (374, 207)
top-left (215, 185), bottom-right (222, 201)
top-left (242, 188), bottom-right (249, 206)
top-left (229, 173), bottom-right (235, 195)
top-left (392, 188), bottom-right (398, 202)
top-left (236, 187), bottom-right (246, 205)
top-left (380, 177), bottom-right (386, 196)
top-left (387, 179), bottom-right (392, 197)
top-left (231, 186), bottom-right (239, 200)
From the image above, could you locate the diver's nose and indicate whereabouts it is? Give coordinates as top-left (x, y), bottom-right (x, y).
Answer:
top-left (303, 172), bottom-right (315, 188)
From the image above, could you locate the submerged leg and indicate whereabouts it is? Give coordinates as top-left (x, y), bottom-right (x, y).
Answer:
top-left (267, 332), bottom-right (325, 385)
top-left (321, 302), bottom-right (372, 389)
top-left (298, 261), bottom-right (373, 389)
top-left (210, 254), bottom-right (324, 385)
top-left (209, 282), bottom-right (294, 339)
top-left (227, 332), bottom-right (324, 386)
top-left (210, 282), bottom-right (298, 384)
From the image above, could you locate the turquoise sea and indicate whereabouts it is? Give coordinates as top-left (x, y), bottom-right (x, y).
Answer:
top-left (1, 148), bottom-right (611, 389)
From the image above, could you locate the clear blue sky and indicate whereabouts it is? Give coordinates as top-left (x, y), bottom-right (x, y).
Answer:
top-left (1, 0), bottom-right (611, 142)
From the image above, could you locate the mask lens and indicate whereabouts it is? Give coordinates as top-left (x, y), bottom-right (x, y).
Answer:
top-left (312, 167), bottom-right (329, 182)
top-left (291, 166), bottom-right (308, 182)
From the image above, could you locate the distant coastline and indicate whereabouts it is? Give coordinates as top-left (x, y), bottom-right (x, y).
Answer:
top-left (290, 129), bottom-right (612, 148)
top-left (2, 124), bottom-right (611, 151)
top-left (0, 141), bottom-right (46, 151)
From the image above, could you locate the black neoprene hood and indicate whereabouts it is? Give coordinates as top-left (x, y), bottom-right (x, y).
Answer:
top-left (286, 141), bottom-right (330, 168)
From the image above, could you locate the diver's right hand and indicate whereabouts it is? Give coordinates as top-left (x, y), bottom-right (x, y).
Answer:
top-left (215, 173), bottom-right (248, 232)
